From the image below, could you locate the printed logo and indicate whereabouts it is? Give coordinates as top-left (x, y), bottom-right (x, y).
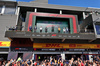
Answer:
top-left (69, 44), bottom-right (76, 47)
top-left (43, 44), bottom-right (63, 48)
top-left (52, 34), bottom-right (56, 36)
top-left (0, 42), bottom-right (7, 46)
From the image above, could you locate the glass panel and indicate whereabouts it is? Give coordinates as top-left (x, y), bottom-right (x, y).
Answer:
top-left (4, 6), bottom-right (16, 14)
top-left (95, 24), bottom-right (100, 35)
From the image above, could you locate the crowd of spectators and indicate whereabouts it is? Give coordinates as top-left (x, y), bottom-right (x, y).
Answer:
top-left (0, 55), bottom-right (100, 66)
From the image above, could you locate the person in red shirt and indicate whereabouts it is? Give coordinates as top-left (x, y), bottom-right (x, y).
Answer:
top-left (60, 60), bottom-right (63, 66)
top-left (61, 62), bottom-right (63, 66)
top-left (78, 61), bottom-right (81, 66)
top-left (34, 61), bottom-right (37, 66)
top-left (81, 61), bottom-right (84, 66)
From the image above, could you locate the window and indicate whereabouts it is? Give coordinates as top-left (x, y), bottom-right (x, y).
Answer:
top-left (95, 24), bottom-right (100, 35)
top-left (4, 6), bottom-right (16, 14)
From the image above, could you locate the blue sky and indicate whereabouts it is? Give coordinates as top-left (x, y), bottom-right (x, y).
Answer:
top-left (16, 0), bottom-right (100, 8)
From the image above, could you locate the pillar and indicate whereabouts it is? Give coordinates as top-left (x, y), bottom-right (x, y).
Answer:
top-left (83, 12), bottom-right (86, 19)
top-left (1, 5), bottom-right (5, 14)
top-left (16, 7), bottom-right (20, 25)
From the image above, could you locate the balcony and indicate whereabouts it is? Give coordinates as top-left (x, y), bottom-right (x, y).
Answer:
top-left (5, 26), bottom-right (96, 40)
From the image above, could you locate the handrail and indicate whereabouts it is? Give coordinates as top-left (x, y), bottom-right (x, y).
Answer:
top-left (5, 26), bottom-right (94, 34)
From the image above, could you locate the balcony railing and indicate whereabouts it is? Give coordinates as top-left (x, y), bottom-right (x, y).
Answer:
top-left (5, 26), bottom-right (94, 34)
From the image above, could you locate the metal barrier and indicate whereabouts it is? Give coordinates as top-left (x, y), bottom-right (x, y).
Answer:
top-left (5, 26), bottom-right (94, 34)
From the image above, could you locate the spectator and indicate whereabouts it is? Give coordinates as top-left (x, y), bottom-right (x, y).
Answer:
top-left (95, 11), bottom-right (99, 15)
top-left (34, 25), bottom-right (37, 33)
top-left (52, 25), bottom-right (54, 32)
top-left (0, 62), bottom-right (2, 66)
top-left (66, 27), bottom-right (69, 33)
top-left (9, 27), bottom-right (13, 31)
top-left (1, 61), bottom-right (6, 66)
top-left (15, 25), bottom-right (18, 31)
top-left (29, 25), bottom-right (32, 32)
top-left (17, 57), bottom-right (22, 62)
top-left (50, 56), bottom-right (52, 61)
top-left (63, 27), bottom-right (66, 33)
top-left (85, 28), bottom-right (87, 33)
top-left (45, 26), bottom-right (48, 33)
top-left (38, 56), bottom-right (41, 61)
top-left (58, 26), bottom-right (61, 33)
top-left (40, 26), bottom-right (42, 33)
top-left (1, 55), bottom-right (100, 66)
top-left (89, 11), bottom-right (94, 15)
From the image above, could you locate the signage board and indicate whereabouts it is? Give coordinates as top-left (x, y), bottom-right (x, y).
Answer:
top-left (11, 47), bottom-right (33, 51)
top-left (0, 41), bottom-right (10, 48)
top-left (33, 43), bottom-right (100, 49)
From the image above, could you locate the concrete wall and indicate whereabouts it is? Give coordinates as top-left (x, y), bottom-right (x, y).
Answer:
top-left (92, 14), bottom-right (100, 22)
top-left (18, 2), bottom-right (86, 12)
top-left (0, 14), bottom-right (17, 41)
top-left (18, 2), bottom-right (100, 13)
top-left (30, 0), bottom-right (48, 3)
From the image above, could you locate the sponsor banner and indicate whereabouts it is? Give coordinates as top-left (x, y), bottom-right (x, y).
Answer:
top-left (0, 41), bottom-right (10, 48)
top-left (33, 43), bottom-right (100, 49)
top-left (11, 47), bottom-right (33, 51)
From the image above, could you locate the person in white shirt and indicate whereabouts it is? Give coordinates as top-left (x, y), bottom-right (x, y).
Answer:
top-left (63, 27), bottom-right (66, 33)
top-left (85, 28), bottom-right (87, 33)
top-left (40, 26), bottom-right (42, 33)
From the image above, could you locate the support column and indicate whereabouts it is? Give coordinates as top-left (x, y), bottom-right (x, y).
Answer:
top-left (93, 22), bottom-right (97, 36)
top-left (83, 12), bottom-right (86, 19)
top-left (61, 53), bottom-right (65, 60)
top-left (1, 5), bottom-right (5, 14)
top-left (16, 7), bottom-right (20, 25)
top-left (69, 18), bottom-right (73, 34)
top-left (32, 16), bottom-right (36, 32)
